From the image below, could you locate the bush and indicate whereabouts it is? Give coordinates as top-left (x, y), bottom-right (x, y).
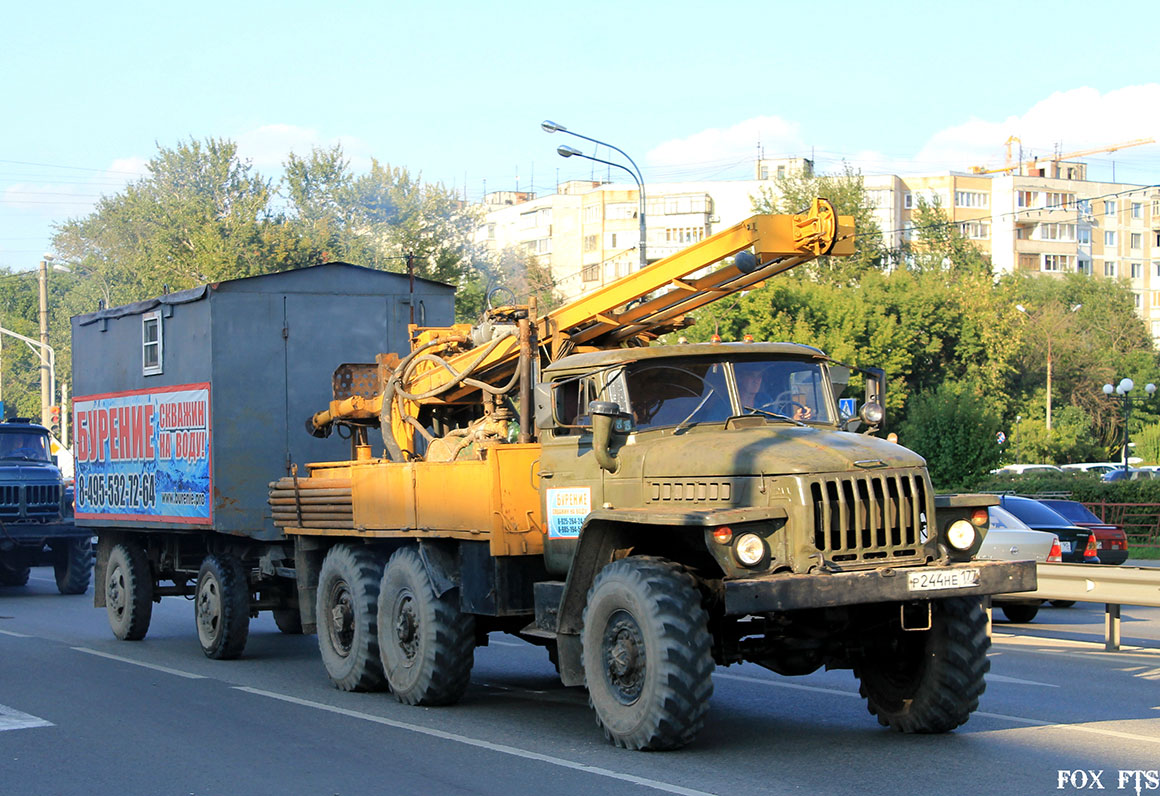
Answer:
top-left (968, 470), bottom-right (1160, 503)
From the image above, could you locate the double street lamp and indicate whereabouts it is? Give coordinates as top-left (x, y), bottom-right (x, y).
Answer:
top-left (542, 120), bottom-right (648, 272)
top-left (1103, 378), bottom-right (1157, 473)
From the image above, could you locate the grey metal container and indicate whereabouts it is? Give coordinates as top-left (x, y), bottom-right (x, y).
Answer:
top-left (70, 263), bottom-right (453, 540)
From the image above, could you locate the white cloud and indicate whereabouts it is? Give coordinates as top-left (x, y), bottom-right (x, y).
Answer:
top-left (645, 85), bottom-right (1160, 180)
top-left (235, 124), bottom-right (373, 173)
top-left (646, 116), bottom-right (807, 175)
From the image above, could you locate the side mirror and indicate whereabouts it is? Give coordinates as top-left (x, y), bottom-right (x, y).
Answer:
top-left (589, 400), bottom-right (621, 472)
top-left (534, 383), bottom-right (555, 430)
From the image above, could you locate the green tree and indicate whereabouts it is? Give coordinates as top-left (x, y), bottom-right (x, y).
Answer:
top-left (751, 162), bottom-right (889, 284)
top-left (897, 380), bottom-right (1002, 490)
top-left (905, 197), bottom-right (992, 278)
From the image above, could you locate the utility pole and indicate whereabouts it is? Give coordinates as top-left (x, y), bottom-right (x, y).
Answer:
top-left (39, 256), bottom-right (51, 427)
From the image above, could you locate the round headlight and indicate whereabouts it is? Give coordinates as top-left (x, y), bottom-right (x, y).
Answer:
top-left (734, 533), bottom-right (766, 566)
top-left (860, 402), bottom-right (885, 425)
top-left (946, 519), bottom-right (976, 551)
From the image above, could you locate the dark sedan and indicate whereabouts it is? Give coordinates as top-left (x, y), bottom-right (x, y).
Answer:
top-left (997, 495), bottom-right (1099, 563)
top-left (1037, 498), bottom-right (1130, 565)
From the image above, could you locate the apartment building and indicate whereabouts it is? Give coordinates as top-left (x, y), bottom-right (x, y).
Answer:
top-left (476, 160), bottom-right (1160, 342)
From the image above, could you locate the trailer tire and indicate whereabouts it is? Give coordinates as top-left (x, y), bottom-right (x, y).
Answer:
top-left (582, 557), bottom-right (714, 750)
top-left (378, 546), bottom-right (475, 706)
top-left (54, 538), bottom-right (94, 595)
top-left (999, 602), bottom-right (1040, 623)
top-left (273, 607), bottom-right (303, 634)
top-left (195, 555), bottom-right (251, 660)
top-left (105, 542), bottom-right (153, 641)
top-left (0, 560), bottom-right (31, 587)
top-left (316, 545), bottom-right (386, 692)
top-left (854, 596), bottom-right (989, 733)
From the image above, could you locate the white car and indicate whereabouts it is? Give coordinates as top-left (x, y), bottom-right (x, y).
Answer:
top-left (1061, 462), bottom-right (1120, 475)
top-left (976, 505), bottom-right (1061, 623)
top-left (990, 463), bottom-right (1064, 476)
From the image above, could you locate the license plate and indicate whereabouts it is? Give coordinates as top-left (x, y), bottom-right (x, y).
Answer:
top-left (1060, 540), bottom-right (1073, 553)
top-left (907, 568), bottom-right (980, 592)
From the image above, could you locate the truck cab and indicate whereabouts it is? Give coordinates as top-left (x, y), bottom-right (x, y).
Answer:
top-left (0, 419), bottom-right (91, 594)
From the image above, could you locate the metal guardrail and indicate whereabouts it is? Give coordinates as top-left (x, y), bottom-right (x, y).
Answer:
top-left (1014, 562), bottom-right (1160, 651)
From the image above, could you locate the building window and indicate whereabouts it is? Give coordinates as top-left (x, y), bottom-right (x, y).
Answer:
top-left (1132, 262), bottom-right (1143, 279)
top-left (1105, 261), bottom-right (1118, 278)
top-left (1015, 225), bottom-right (1032, 240)
top-left (1152, 292), bottom-right (1160, 309)
top-left (959, 221), bottom-right (990, 239)
top-left (142, 311), bottom-right (163, 376)
top-left (1078, 258), bottom-right (1092, 275)
top-left (583, 234), bottom-right (598, 253)
top-left (1036, 223), bottom-right (1075, 241)
top-left (1132, 203), bottom-right (1143, 219)
top-left (903, 193), bottom-right (913, 210)
top-left (1131, 233), bottom-right (1143, 249)
top-left (1105, 200), bottom-right (1118, 217)
top-left (1078, 227), bottom-right (1092, 245)
top-left (1018, 253), bottom-right (1039, 271)
top-left (583, 205), bottom-right (601, 223)
top-left (1017, 191), bottom-right (1037, 208)
top-left (1042, 254), bottom-right (1072, 272)
top-left (1105, 231), bottom-right (1117, 247)
top-left (954, 191), bottom-right (988, 208)
top-left (1134, 292), bottom-right (1143, 308)
top-left (1044, 192), bottom-right (1074, 209)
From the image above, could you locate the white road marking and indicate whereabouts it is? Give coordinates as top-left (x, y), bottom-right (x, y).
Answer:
top-left (0, 704), bottom-right (53, 732)
top-left (0, 629), bottom-right (32, 638)
top-left (986, 673), bottom-right (1060, 688)
top-left (71, 647), bottom-right (206, 680)
top-left (487, 639), bottom-right (527, 648)
top-left (234, 686), bottom-right (718, 796)
top-left (714, 670), bottom-right (859, 697)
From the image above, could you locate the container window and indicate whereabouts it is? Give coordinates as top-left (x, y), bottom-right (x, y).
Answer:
top-left (143, 311), bottom-right (163, 375)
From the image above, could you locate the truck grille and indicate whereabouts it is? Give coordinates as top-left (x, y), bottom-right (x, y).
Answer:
top-left (809, 472), bottom-right (928, 566)
top-left (0, 483), bottom-right (61, 520)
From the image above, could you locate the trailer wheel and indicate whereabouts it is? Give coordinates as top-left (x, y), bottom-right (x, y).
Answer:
top-left (0, 560), bottom-right (31, 587)
top-left (854, 596), bottom-right (989, 733)
top-left (999, 601), bottom-right (1040, 623)
top-left (195, 555), bottom-right (251, 660)
top-left (581, 557), bottom-right (714, 750)
top-left (316, 545), bottom-right (386, 691)
top-left (273, 607), bottom-right (303, 634)
top-left (54, 538), bottom-right (94, 595)
top-left (105, 542), bottom-right (153, 641)
top-left (378, 547), bottom-right (475, 706)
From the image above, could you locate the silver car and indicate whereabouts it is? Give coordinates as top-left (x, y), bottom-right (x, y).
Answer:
top-left (976, 505), bottom-right (1060, 623)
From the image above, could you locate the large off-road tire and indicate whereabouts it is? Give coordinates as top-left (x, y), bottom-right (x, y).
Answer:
top-left (0, 559), bottom-right (31, 587)
top-left (105, 542), bottom-right (153, 641)
top-left (999, 602), bottom-right (1040, 623)
top-left (377, 546), bottom-right (475, 706)
top-left (316, 545), bottom-right (386, 692)
top-left (195, 554), bottom-right (251, 660)
top-left (54, 538), bottom-right (94, 595)
top-left (581, 556), bottom-right (714, 751)
top-left (854, 596), bottom-right (989, 733)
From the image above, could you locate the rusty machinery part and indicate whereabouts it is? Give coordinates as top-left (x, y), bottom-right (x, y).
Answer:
top-left (379, 328), bottom-right (523, 462)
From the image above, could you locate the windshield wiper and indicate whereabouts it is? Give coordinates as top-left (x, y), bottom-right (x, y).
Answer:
top-left (741, 406), bottom-right (807, 427)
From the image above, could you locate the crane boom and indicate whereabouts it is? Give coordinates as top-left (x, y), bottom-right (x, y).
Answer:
top-left (309, 198), bottom-right (853, 450)
top-left (970, 137), bottom-right (1155, 176)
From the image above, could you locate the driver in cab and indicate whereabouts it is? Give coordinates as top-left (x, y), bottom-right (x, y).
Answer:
top-left (735, 365), bottom-right (813, 422)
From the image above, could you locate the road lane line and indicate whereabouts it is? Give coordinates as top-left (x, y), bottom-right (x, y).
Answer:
top-left (977, 711), bottom-right (1160, 745)
top-left (985, 673), bottom-right (1059, 687)
top-left (71, 647), bottom-right (206, 680)
top-left (234, 686), bottom-right (717, 796)
top-left (0, 629), bottom-right (32, 637)
top-left (716, 669), bottom-right (1158, 745)
top-left (0, 704), bottom-right (53, 732)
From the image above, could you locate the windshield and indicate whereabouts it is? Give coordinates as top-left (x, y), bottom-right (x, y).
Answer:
top-left (1001, 497), bottom-right (1074, 527)
top-left (988, 505), bottom-right (1032, 531)
top-left (0, 431), bottom-right (51, 462)
top-left (616, 356), bottom-right (833, 431)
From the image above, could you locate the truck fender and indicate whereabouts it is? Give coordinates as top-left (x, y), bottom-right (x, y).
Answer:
top-left (418, 540), bottom-right (459, 599)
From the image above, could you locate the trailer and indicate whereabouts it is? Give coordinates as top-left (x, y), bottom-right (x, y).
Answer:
top-left (72, 263), bottom-right (453, 654)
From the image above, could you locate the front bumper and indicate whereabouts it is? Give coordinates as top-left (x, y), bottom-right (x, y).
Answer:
top-left (0, 519), bottom-right (82, 547)
top-left (723, 560), bottom-right (1037, 615)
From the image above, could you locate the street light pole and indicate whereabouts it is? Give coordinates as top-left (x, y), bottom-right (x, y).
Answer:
top-left (39, 256), bottom-right (52, 427)
top-left (1104, 379), bottom-right (1157, 473)
top-left (542, 121), bottom-right (647, 272)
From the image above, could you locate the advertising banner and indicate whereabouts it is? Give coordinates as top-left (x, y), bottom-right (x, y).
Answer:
top-left (73, 383), bottom-right (212, 524)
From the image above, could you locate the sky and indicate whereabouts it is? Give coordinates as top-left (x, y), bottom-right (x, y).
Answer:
top-left (3, 0), bottom-right (1160, 271)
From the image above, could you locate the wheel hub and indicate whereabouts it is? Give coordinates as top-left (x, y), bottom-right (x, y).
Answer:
top-left (107, 566), bottom-right (125, 618)
top-left (327, 581), bottom-right (355, 657)
top-left (602, 610), bottom-right (645, 704)
top-left (197, 576), bottom-right (221, 637)
top-left (393, 594), bottom-right (419, 660)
